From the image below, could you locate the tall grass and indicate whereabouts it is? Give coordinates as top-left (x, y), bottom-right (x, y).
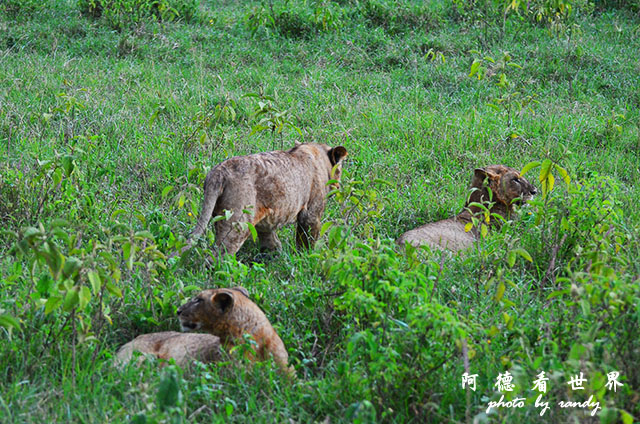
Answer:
top-left (1, 0), bottom-right (639, 422)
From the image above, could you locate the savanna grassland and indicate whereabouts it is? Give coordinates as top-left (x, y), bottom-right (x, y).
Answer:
top-left (1, 0), bottom-right (640, 422)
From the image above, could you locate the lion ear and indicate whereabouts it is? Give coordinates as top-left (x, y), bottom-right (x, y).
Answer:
top-left (328, 146), bottom-right (348, 166)
top-left (474, 167), bottom-right (499, 183)
top-left (473, 168), bottom-right (488, 186)
top-left (211, 291), bottom-right (234, 313)
top-left (231, 286), bottom-right (249, 298)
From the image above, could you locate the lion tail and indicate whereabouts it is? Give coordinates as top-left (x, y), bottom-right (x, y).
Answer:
top-left (190, 172), bottom-right (224, 241)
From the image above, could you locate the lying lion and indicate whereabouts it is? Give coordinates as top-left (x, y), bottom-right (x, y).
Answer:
top-left (116, 287), bottom-right (292, 374)
top-left (186, 143), bottom-right (347, 257)
top-left (177, 287), bottom-right (292, 374)
top-left (397, 165), bottom-right (537, 252)
top-left (115, 332), bottom-right (221, 368)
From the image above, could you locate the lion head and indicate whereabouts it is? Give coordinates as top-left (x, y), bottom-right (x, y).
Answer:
top-left (177, 287), bottom-right (250, 334)
top-left (471, 165), bottom-right (537, 208)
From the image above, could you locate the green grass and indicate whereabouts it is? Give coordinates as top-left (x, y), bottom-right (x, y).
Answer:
top-left (1, 0), bottom-right (640, 422)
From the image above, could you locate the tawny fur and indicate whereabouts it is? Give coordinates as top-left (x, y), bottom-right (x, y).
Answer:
top-left (115, 332), bottom-right (221, 367)
top-left (397, 165), bottom-right (537, 252)
top-left (187, 143), bottom-right (347, 256)
top-left (177, 287), bottom-right (293, 374)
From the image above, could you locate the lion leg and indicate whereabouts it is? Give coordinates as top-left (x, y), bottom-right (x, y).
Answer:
top-left (257, 230), bottom-right (282, 251)
top-left (214, 219), bottom-right (251, 257)
top-left (296, 209), bottom-right (321, 250)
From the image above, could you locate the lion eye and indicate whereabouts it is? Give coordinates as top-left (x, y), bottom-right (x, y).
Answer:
top-left (194, 298), bottom-right (203, 304)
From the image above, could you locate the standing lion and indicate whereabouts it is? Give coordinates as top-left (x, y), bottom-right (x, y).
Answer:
top-left (186, 143), bottom-right (347, 257)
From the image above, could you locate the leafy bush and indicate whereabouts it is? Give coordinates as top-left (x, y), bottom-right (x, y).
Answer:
top-left (245, 0), bottom-right (344, 38)
top-left (317, 233), bottom-right (471, 419)
top-left (595, 0), bottom-right (640, 12)
top-left (78, 0), bottom-right (200, 29)
top-left (450, 0), bottom-right (594, 38)
top-left (491, 164), bottom-right (640, 418)
top-left (0, 0), bottom-right (44, 18)
top-left (360, 0), bottom-right (443, 35)
top-left (314, 179), bottom-right (472, 419)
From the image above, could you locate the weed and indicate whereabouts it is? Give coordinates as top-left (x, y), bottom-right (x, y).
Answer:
top-left (1, 0), bottom-right (640, 421)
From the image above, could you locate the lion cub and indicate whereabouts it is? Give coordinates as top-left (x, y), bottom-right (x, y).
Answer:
top-left (116, 332), bottom-right (221, 368)
top-left (177, 287), bottom-right (292, 374)
top-left (186, 143), bottom-right (347, 257)
top-left (397, 165), bottom-right (537, 252)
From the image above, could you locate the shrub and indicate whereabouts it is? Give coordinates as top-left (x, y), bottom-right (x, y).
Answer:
top-left (0, 0), bottom-right (44, 18)
top-left (360, 0), bottom-right (443, 35)
top-left (245, 0), bottom-right (344, 39)
top-left (77, 0), bottom-right (200, 30)
top-left (319, 235), bottom-right (472, 419)
top-left (499, 164), bottom-right (640, 418)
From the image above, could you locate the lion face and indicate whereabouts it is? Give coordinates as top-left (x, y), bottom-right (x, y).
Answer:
top-left (176, 287), bottom-right (249, 333)
top-left (501, 169), bottom-right (537, 204)
top-left (325, 145), bottom-right (348, 190)
top-left (473, 165), bottom-right (537, 206)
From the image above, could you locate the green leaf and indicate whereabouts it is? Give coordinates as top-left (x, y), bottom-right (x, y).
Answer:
top-left (547, 172), bottom-right (555, 193)
top-left (157, 370), bottom-right (181, 411)
top-left (599, 408), bottom-right (617, 424)
top-left (123, 242), bottom-right (135, 271)
top-left (547, 289), bottom-right (569, 299)
top-left (111, 209), bottom-right (127, 220)
top-left (480, 224), bottom-right (488, 238)
top-left (247, 222), bottom-right (258, 242)
top-left (87, 271), bottom-right (101, 294)
top-left (520, 161), bottom-right (540, 176)
top-left (291, 124), bottom-right (302, 136)
top-left (502, 298), bottom-right (516, 308)
top-left (503, 312), bottom-right (514, 330)
top-left (50, 218), bottom-right (70, 228)
top-left (178, 194), bottom-right (186, 209)
top-left (62, 256), bottom-right (82, 280)
top-left (0, 314), bottom-right (21, 331)
top-left (211, 214), bottom-right (226, 223)
top-left (43, 242), bottom-right (65, 280)
top-left (469, 59), bottom-right (481, 78)
top-left (45, 296), bottom-right (63, 314)
top-left (224, 397), bottom-right (237, 417)
top-left (513, 248), bottom-right (533, 262)
top-left (507, 250), bottom-right (516, 267)
top-left (52, 167), bottom-right (63, 187)
top-left (161, 185), bottom-right (173, 198)
top-left (106, 282), bottom-right (123, 298)
top-left (568, 343), bottom-right (586, 361)
top-left (37, 159), bottom-right (53, 172)
top-left (99, 251), bottom-right (116, 267)
top-left (554, 163), bottom-right (571, 185)
top-left (134, 230), bottom-right (154, 240)
top-left (319, 221), bottom-right (333, 237)
top-left (539, 159), bottom-right (552, 183)
top-left (495, 282), bottom-right (505, 301)
top-left (62, 288), bottom-right (79, 312)
top-left (61, 155), bottom-right (75, 177)
top-left (78, 286), bottom-right (91, 311)
top-left (620, 410), bottom-right (633, 424)
top-left (130, 414), bottom-right (147, 424)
